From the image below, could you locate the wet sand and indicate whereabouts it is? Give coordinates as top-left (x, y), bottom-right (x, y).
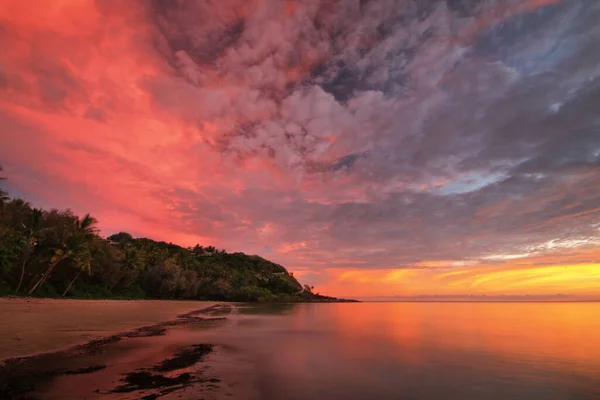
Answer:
top-left (0, 298), bottom-right (217, 361)
top-left (0, 302), bottom-right (232, 400)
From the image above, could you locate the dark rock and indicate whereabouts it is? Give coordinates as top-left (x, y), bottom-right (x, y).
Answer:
top-left (111, 371), bottom-right (192, 393)
top-left (153, 344), bottom-right (213, 372)
top-left (64, 365), bottom-right (106, 375)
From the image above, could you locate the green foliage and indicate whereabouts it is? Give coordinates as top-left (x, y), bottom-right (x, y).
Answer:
top-left (69, 283), bottom-right (115, 299)
top-left (0, 281), bottom-right (13, 296)
top-left (107, 231), bottom-right (133, 246)
top-left (34, 282), bottom-right (60, 298)
top-left (0, 229), bottom-right (25, 274)
top-left (0, 188), bottom-right (336, 302)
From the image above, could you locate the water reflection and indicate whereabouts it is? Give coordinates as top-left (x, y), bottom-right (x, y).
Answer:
top-left (28, 302), bottom-right (600, 400)
top-left (223, 302), bottom-right (600, 400)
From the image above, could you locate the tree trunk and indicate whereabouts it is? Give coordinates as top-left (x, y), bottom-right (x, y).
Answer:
top-left (28, 257), bottom-right (65, 294)
top-left (62, 271), bottom-right (81, 297)
top-left (109, 273), bottom-right (125, 292)
top-left (26, 272), bottom-right (41, 293)
top-left (15, 259), bottom-right (27, 292)
top-left (109, 279), bottom-right (120, 292)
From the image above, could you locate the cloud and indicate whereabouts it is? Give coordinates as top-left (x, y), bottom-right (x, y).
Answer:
top-left (1, 0), bottom-right (599, 297)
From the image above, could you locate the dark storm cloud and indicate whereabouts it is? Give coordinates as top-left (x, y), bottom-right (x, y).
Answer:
top-left (328, 152), bottom-right (368, 172)
top-left (445, 0), bottom-right (484, 17)
top-left (138, 0), bottom-right (600, 267)
top-left (150, 0), bottom-right (246, 70)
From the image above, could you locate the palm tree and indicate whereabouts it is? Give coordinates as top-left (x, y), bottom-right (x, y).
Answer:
top-left (77, 213), bottom-right (99, 239)
top-left (16, 208), bottom-right (43, 292)
top-left (62, 246), bottom-right (93, 296)
top-left (109, 248), bottom-right (141, 292)
top-left (28, 214), bottom-right (98, 294)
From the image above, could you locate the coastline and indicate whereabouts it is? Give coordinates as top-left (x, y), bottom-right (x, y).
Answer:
top-left (0, 296), bottom-right (357, 361)
top-left (1, 294), bottom-right (359, 304)
top-left (0, 303), bottom-right (232, 399)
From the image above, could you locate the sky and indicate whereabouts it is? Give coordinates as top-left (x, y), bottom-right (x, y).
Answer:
top-left (0, 0), bottom-right (599, 299)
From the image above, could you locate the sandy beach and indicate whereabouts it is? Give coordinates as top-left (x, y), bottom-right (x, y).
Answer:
top-left (0, 299), bottom-right (230, 399)
top-left (0, 298), bottom-right (218, 361)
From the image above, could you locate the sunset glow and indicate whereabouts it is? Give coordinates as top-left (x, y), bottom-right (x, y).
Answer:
top-left (1, 0), bottom-right (599, 299)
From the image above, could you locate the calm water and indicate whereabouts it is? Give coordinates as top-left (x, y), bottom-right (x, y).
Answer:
top-left (204, 302), bottom-right (600, 400)
top-left (22, 302), bottom-right (600, 399)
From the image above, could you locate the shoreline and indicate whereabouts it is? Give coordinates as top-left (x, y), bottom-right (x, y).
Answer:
top-left (0, 303), bottom-right (233, 399)
top-left (1, 295), bottom-right (359, 303)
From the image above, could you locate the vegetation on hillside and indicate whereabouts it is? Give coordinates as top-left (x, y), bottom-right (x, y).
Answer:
top-left (0, 167), bottom-right (345, 302)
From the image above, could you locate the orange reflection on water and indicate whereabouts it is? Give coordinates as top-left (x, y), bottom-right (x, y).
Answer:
top-left (328, 302), bottom-right (600, 375)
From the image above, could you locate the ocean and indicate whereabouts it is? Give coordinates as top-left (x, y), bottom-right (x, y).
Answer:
top-left (4, 301), bottom-right (600, 399)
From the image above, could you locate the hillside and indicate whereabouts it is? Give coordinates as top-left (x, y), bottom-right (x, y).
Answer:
top-left (0, 193), bottom-right (351, 302)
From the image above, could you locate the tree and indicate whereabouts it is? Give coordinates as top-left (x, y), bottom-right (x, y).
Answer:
top-left (66, 214), bottom-right (100, 295)
top-left (0, 229), bottom-right (24, 279)
top-left (143, 258), bottom-right (180, 298)
top-left (205, 246), bottom-right (216, 254)
top-left (109, 248), bottom-right (142, 291)
top-left (77, 213), bottom-right (99, 240)
top-left (192, 244), bottom-right (205, 255)
top-left (107, 232), bottom-right (133, 247)
top-left (61, 244), bottom-right (93, 296)
top-left (16, 208), bottom-right (43, 292)
top-left (28, 214), bottom-right (98, 294)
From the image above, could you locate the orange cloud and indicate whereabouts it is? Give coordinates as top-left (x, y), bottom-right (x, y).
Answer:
top-left (306, 249), bottom-right (600, 298)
